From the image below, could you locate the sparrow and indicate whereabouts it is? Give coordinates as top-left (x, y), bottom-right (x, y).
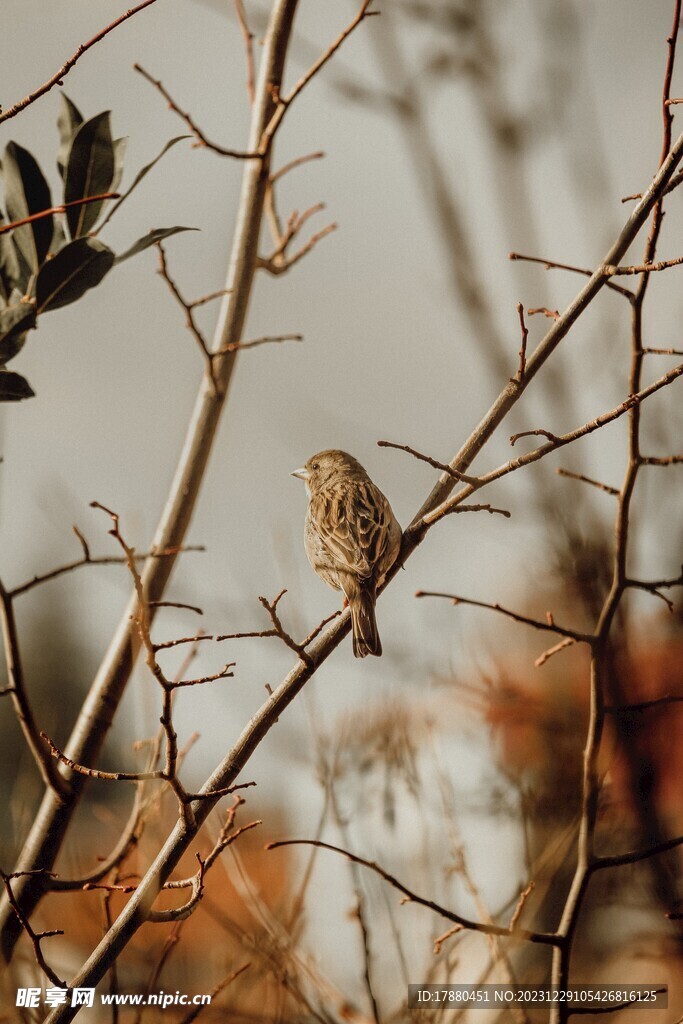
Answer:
top-left (292, 450), bottom-right (402, 658)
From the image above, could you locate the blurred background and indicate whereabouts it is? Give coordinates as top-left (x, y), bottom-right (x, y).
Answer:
top-left (1, 0), bottom-right (682, 1019)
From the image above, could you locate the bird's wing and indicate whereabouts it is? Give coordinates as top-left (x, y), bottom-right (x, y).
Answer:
top-left (310, 481), bottom-right (393, 579)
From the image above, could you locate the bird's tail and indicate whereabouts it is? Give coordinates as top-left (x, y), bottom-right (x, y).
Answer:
top-left (350, 584), bottom-right (381, 658)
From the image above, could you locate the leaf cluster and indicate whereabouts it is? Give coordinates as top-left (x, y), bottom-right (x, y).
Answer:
top-left (0, 95), bottom-right (192, 400)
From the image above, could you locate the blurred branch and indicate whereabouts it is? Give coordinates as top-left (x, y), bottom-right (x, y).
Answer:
top-left (0, 0), bottom-right (162, 125)
top-left (233, 0), bottom-right (256, 105)
top-left (9, 525), bottom-right (204, 599)
top-left (548, 4), bottom-right (683, 1014)
top-left (0, 581), bottom-right (70, 798)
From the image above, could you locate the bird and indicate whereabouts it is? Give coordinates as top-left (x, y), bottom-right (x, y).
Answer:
top-left (292, 450), bottom-right (402, 658)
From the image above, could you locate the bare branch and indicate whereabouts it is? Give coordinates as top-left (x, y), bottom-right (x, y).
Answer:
top-left (266, 838), bottom-right (560, 946)
top-left (377, 440), bottom-right (479, 484)
top-left (421, 362), bottom-right (683, 529)
top-left (415, 591), bottom-right (592, 644)
top-left (0, 194), bottom-right (119, 237)
top-left (0, 0), bottom-right (162, 125)
top-left (604, 253), bottom-right (683, 275)
top-left (534, 637), bottom-right (576, 668)
top-left (510, 428), bottom-right (559, 446)
top-left (515, 302), bottom-right (528, 382)
top-left (508, 251), bottom-right (635, 300)
top-left (156, 241), bottom-right (217, 390)
top-left (179, 963), bottom-right (251, 1024)
top-left (0, 583), bottom-right (69, 798)
top-left (593, 833), bottom-right (683, 870)
top-left (233, 0), bottom-right (256, 105)
top-left (509, 882), bottom-right (536, 932)
top-left (10, 536), bottom-right (204, 600)
top-left (218, 332), bottom-right (303, 354)
top-left (1, 873), bottom-right (65, 987)
top-left (641, 454), bottom-right (683, 465)
top-left (270, 150), bottom-right (325, 184)
top-left (556, 467), bottom-right (619, 496)
top-left (134, 64), bottom-right (260, 159)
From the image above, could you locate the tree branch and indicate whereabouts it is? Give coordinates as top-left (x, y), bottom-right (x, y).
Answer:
top-left (0, 0), bottom-right (163, 125)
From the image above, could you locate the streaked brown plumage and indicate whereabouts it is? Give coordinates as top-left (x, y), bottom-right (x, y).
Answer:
top-left (292, 450), bottom-right (402, 658)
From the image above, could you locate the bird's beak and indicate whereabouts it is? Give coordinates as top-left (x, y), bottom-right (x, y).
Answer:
top-left (291, 467), bottom-right (309, 480)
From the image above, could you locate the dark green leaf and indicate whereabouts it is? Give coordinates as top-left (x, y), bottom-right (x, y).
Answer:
top-left (0, 228), bottom-right (21, 300)
top-left (0, 369), bottom-right (34, 401)
top-left (115, 226), bottom-right (197, 264)
top-left (57, 94), bottom-right (83, 178)
top-left (3, 142), bottom-right (53, 274)
top-left (0, 302), bottom-right (36, 365)
top-left (64, 112), bottom-right (114, 238)
top-left (99, 135), bottom-right (189, 231)
top-left (36, 238), bottom-right (114, 313)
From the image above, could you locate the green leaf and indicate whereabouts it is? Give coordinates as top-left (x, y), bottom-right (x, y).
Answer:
top-left (57, 94), bottom-right (83, 178)
top-left (0, 228), bottom-right (21, 301)
top-left (98, 135), bottom-right (189, 231)
top-left (0, 302), bottom-right (36, 365)
top-left (0, 369), bottom-right (34, 401)
top-left (115, 226), bottom-right (197, 263)
top-left (111, 137), bottom-right (129, 192)
top-left (2, 142), bottom-right (53, 274)
top-left (36, 238), bottom-right (115, 313)
top-left (64, 112), bottom-right (115, 238)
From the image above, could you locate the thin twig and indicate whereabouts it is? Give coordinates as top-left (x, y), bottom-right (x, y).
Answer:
top-left (556, 468), bottom-right (619, 496)
top-left (0, 583), bottom-right (69, 798)
top-left (508, 251), bottom-right (635, 300)
top-left (534, 637), bottom-right (575, 668)
top-left (604, 254), bottom-right (683, 275)
top-left (0, 194), bottom-right (120, 237)
top-left (377, 440), bottom-right (479, 484)
top-left (515, 302), bottom-right (528, 382)
top-left (270, 150), bottom-right (325, 184)
top-left (134, 63), bottom-right (261, 159)
top-left (266, 838), bottom-right (559, 945)
top-left (0, 0), bottom-right (163, 124)
top-left (414, 591), bottom-right (592, 643)
top-left (233, 0), bottom-right (256, 105)
top-left (1, 873), bottom-right (65, 986)
top-left (218, 333), bottom-right (303, 353)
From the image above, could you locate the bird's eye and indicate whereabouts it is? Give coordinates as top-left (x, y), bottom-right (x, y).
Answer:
top-left (311, 462), bottom-right (319, 470)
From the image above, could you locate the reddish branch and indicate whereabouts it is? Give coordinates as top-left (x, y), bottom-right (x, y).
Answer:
top-left (0, 194), bottom-right (119, 237)
top-left (556, 468), bottom-right (619, 496)
top-left (515, 302), bottom-right (528, 381)
top-left (0, 0), bottom-right (163, 125)
top-left (134, 64), bottom-right (260, 159)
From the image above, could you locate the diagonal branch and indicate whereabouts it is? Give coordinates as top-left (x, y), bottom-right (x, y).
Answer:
top-left (265, 838), bottom-right (560, 946)
top-left (0, 0), bottom-right (163, 125)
